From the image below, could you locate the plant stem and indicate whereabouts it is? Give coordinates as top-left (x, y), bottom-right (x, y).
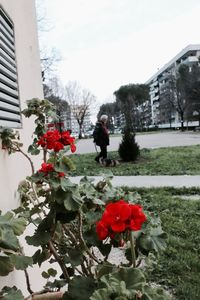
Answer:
top-left (78, 212), bottom-right (100, 264)
top-left (24, 269), bottom-right (34, 295)
top-left (17, 145), bottom-right (35, 174)
top-left (130, 231), bottom-right (136, 268)
top-left (48, 241), bottom-right (70, 282)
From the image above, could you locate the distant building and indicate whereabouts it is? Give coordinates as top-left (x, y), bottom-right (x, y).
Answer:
top-left (146, 44), bottom-right (200, 127)
top-left (60, 107), bottom-right (71, 130)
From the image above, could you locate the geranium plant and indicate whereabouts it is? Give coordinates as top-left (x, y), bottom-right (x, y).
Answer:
top-left (0, 99), bottom-right (170, 300)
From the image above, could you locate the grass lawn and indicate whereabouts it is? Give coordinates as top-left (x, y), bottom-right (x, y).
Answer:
top-left (125, 187), bottom-right (200, 300)
top-left (67, 144), bottom-right (200, 299)
top-left (69, 145), bottom-right (200, 176)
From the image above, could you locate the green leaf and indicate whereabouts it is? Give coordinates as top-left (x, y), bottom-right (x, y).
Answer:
top-left (91, 268), bottom-right (146, 300)
top-left (26, 230), bottom-right (51, 246)
top-left (28, 145), bottom-right (40, 155)
top-left (63, 191), bottom-right (83, 211)
top-left (10, 255), bottom-right (33, 270)
top-left (60, 177), bottom-right (77, 191)
top-left (32, 249), bottom-right (50, 266)
top-left (0, 286), bottom-right (23, 300)
top-left (0, 212), bottom-right (27, 236)
top-left (89, 287), bottom-right (109, 300)
top-left (80, 176), bottom-right (95, 184)
top-left (0, 226), bottom-right (19, 251)
top-left (37, 212), bottom-right (55, 232)
top-left (101, 267), bottom-right (145, 291)
top-left (42, 271), bottom-right (50, 279)
top-left (98, 243), bottom-right (112, 258)
top-left (45, 279), bottom-right (66, 290)
top-left (48, 268), bottom-right (57, 277)
top-left (139, 226), bottom-right (167, 254)
top-left (141, 286), bottom-right (171, 300)
top-left (66, 249), bottom-right (83, 267)
top-left (66, 276), bottom-right (96, 300)
top-left (96, 262), bottom-right (117, 279)
top-left (61, 156), bottom-right (76, 172)
top-left (85, 211), bottom-right (102, 226)
top-left (0, 256), bottom-right (14, 276)
top-left (49, 177), bottom-right (61, 190)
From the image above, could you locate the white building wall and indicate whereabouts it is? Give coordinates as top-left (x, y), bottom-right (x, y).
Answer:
top-left (0, 0), bottom-right (45, 295)
top-left (0, 0), bottom-right (43, 212)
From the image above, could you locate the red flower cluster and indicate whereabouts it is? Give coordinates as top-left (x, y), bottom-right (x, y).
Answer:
top-left (37, 130), bottom-right (76, 153)
top-left (39, 163), bottom-right (54, 174)
top-left (38, 163), bottom-right (65, 177)
top-left (96, 199), bottom-right (147, 240)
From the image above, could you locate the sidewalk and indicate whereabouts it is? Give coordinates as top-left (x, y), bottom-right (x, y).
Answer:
top-left (70, 175), bottom-right (200, 188)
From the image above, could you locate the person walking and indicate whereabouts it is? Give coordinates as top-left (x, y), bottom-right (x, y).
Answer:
top-left (93, 115), bottom-right (109, 163)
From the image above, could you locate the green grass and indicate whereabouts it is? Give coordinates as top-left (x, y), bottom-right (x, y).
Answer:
top-left (125, 187), bottom-right (200, 300)
top-left (69, 145), bottom-right (200, 176)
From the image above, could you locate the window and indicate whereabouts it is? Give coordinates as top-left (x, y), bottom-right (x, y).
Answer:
top-left (0, 7), bottom-right (21, 128)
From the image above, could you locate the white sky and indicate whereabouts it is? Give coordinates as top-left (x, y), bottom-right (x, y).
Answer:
top-left (38, 0), bottom-right (200, 121)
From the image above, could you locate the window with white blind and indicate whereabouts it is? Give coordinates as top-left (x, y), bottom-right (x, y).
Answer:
top-left (0, 7), bottom-right (21, 128)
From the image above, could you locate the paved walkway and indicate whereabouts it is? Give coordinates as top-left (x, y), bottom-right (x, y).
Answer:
top-left (70, 175), bottom-right (200, 188)
top-left (75, 132), bottom-right (200, 154)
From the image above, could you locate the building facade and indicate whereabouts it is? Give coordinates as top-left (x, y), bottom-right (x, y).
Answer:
top-left (146, 44), bottom-right (200, 127)
top-left (0, 0), bottom-right (44, 293)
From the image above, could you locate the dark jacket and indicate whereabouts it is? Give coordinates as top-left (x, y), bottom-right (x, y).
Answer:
top-left (93, 122), bottom-right (109, 146)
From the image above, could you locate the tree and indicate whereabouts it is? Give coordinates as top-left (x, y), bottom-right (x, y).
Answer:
top-left (36, 0), bottom-right (62, 81)
top-left (40, 48), bottom-right (62, 82)
top-left (164, 65), bottom-right (191, 131)
top-left (185, 63), bottom-right (200, 126)
top-left (65, 81), bottom-right (96, 138)
top-left (159, 78), bottom-right (175, 127)
top-left (118, 127), bottom-right (140, 162)
top-left (97, 102), bottom-right (120, 132)
top-left (44, 77), bottom-right (71, 130)
top-left (114, 84), bottom-right (149, 131)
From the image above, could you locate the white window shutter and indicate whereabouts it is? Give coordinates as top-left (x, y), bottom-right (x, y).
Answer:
top-left (0, 8), bottom-right (21, 128)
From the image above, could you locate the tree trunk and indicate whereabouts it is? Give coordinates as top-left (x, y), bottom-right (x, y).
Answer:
top-left (79, 125), bottom-right (83, 139)
top-left (180, 112), bottom-right (184, 131)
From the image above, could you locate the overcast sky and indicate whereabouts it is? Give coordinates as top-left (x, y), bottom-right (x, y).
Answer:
top-left (38, 0), bottom-right (200, 120)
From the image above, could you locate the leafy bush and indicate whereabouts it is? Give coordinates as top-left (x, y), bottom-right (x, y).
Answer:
top-left (118, 127), bottom-right (140, 162)
top-left (0, 99), bottom-right (170, 300)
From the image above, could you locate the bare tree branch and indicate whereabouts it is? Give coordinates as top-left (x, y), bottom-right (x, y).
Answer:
top-left (65, 81), bottom-right (96, 138)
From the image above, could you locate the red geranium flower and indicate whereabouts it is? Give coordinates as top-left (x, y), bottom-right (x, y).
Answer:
top-left (53, 141), bottom-right (64, 152)
top-left (58, 172), bottom-right (65, 177)
top-left (128, 204), bottom-right (147, 231)
top-left (96, 220), bottom-right (109, 240)
top-left (61, 131), bottom-right (71, 145)
top-left (37, 130), bottom-right (76, 153)
top-left (96, 199), bottom-right (147, 241)
top-left (39, 163), bottom-right (54, 174)
top-left (102, 200), bottom-right (131, 233)
top-left (37, 130), bottom-right (61, 150)
top-left (70, 143), bottom-right (76, 153)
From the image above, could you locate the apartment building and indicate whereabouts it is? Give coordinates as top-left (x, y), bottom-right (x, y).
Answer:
top-left (146, 44), bottom-right (200, 127)
top-left (0, 0), bottom-right (44, 293)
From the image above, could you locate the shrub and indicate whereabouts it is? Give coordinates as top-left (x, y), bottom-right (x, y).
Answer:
top-left (118, 127), bottom-right (140, 162)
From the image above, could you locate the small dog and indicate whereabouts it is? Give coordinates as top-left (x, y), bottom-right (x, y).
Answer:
top-left (99, 158), bottom-right (119, 167)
